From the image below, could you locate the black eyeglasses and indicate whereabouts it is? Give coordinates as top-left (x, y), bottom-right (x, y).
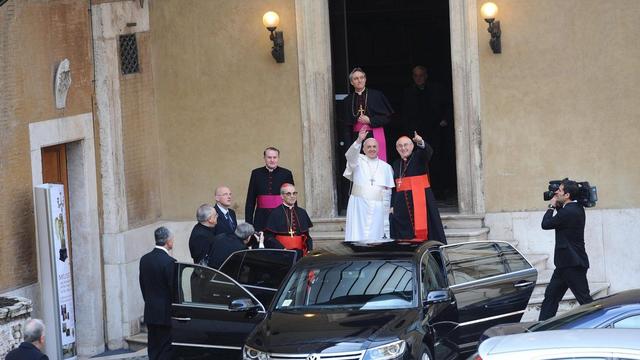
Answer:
top-left (283, 191), bottom-right (298, 196)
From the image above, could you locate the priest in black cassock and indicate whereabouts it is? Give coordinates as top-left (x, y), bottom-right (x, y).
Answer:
top-left (390, 132), bottom-right (446, 244)
top-left (245, 147), bottom-right (294, 231)
top-left (341, 67), bottom-right (394, 162)
top-left (264, 183), bottom-right (313, 257)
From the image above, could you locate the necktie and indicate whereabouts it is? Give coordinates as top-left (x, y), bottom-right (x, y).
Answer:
top-left (225, 213), bottom-right (235, 230)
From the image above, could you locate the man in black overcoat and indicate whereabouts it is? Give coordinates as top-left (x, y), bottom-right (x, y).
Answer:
top-left (213, 186), bottom-right (237, 236)
top-left (390, 133), bottom-right (446, 244)
top-left (539, 179), bottom-right (593, 320)
top-left (139, 226), bottom-right (177, 360)
top-left (5, 319), bottom-right (48, 360)
top-left (245, 147), bottom-right (294, 231)
top-left (188, 204), bottom-right (218, 265)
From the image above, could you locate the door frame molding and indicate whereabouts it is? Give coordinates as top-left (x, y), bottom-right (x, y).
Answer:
top-left (295, 0), bottom-right (485, 216)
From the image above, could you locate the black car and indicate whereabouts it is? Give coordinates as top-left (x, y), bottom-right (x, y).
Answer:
top-left (479, 288), bottom-right (640, 343)
top-left (170, 241), bottom-right (537, 360)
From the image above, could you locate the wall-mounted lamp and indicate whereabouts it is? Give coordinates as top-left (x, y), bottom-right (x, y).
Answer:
top-left (263, 11), bottom-right (284, 63)
top-left (480, 2), bottom-right (501, 54)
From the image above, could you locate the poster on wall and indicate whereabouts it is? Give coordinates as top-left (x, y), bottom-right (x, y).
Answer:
top-left (34, 184), bottom-right (77, 359)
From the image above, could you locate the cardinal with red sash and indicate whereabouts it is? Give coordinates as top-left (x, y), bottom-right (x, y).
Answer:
top-left (264, 183), bottom-right (313, 257)
top-left (245, 147), bottom-right (295, 231)
top-left (390, 132), bottom-right (446, 243)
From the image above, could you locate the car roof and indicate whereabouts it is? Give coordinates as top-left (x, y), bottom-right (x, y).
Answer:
top-left (482, 329), bottom-right (640, 355)
top-left (299, 242), bottom-right (438, 263)
top-left (594, 288), bottom-right (640, 307)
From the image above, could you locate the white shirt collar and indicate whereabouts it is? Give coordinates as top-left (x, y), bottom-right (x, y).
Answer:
top-left (283, 203), bottom-right (294, 210)
top-left (216, 203), bottom-right (229, 215)
top-left (155, 245), bottom-right (170, 254)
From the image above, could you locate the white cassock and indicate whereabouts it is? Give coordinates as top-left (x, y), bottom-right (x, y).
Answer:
top-left (343, 141), bottom-right (395, 244)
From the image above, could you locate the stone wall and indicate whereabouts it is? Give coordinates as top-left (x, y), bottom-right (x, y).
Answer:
top-left (0, 0), bottom-right (94, 292)
top-left (0, 297), bottom-right (32, 358)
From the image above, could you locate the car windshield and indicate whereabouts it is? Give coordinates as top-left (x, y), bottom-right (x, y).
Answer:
top-left (529, 302), bottom-right (603, 331)
top-left (275, 260), bottom-right (415, 311)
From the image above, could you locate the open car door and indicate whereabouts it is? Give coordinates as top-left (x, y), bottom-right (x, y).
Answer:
top-left (171, 263), bottom-right (266, 360)
top-left (438, 241), bottom-right (537, 352)
top-left (219, 249), bottom-right (298, 306)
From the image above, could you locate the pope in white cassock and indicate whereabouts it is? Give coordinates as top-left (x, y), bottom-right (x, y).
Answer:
top-left (343, 127), bottom-right (395, 245)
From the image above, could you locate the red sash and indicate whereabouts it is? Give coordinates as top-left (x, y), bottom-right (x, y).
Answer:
top-left (275, 235), bottom-right (308, 255)
top-left (395, 175), bottom-right (430, 240)
top-left (353, 123), bottom-right (387, 161)
top-left (257, 195), bottom-right (282, 209)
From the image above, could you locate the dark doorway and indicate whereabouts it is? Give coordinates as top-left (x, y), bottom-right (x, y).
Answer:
top-left (330, 0), bottom-right (458, 214)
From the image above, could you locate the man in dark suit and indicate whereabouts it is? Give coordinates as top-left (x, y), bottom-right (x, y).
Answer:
top-left (139, 226), bottom-right (176, 360)
top-left (213, 186), bottom-right (237, 236)
top-left (188, 204), bottom-right (218, 265)
top-left (539, 179), bottom-right (593, 321)
top-left (6, 319), bottom-right (48, 360)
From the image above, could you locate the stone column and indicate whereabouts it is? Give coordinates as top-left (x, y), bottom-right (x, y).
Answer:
top-left (91, 0), bottom-right (149, 349)
top-left (449, 0), bottom-right (485, 214)
top-left (295, 0), bottom-right (337, 218)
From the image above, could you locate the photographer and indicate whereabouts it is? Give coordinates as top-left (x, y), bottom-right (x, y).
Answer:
top-left (539, 179), bottom-right (593, 321)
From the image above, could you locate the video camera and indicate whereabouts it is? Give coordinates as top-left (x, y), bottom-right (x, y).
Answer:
top-left (543, 179), bottom-right (598, 208)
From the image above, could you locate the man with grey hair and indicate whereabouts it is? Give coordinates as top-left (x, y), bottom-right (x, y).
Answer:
top-left (188, 203), bottom-right (218, 265)
top-left (5, 318), bottom-right (48, 360)
top-left (207, 222), bottom-right (262, 268)
top-left (139, 226), bottom-right (176, 360)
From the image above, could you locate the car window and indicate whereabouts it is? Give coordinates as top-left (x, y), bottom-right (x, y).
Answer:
top-left (443, 242), bottom-right (506, 284)
top-left (612, 314), bottom-right (640, 329)
top-left (495, 242), bottom-right (531, 272)
top-left (177, 263), bottom-right (261, 309)
top-left (421, 252), bottom-right (446, 299)
top-left (236, 250), bottom-right (297, 289)
top-left (219, 251), bottom-right (244, 280)
top-left (275, 260), bottom-right (415, 311)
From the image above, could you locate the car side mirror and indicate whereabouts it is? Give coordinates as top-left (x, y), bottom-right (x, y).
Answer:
top-left (424, 290), bottom-right (451, 305)
top-left (229, 298), bottom-right (259, 312)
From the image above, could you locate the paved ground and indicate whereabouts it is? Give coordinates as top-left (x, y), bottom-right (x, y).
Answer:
top-left (86, 348), bottom-right (148, 360)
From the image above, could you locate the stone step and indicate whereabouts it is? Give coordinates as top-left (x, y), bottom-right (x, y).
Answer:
top-left (312, 213), bottom-right (486, 233)
top-left (124, 332), bottom-right (148, 352)
top-left (311, 227), bottom-right (491, 243)
top-left (445, 227), bottom-right (489, 242)
top-left (522, 282), bottom-right (610, 322)
top-left (523, 253), bottom-right (549, 270)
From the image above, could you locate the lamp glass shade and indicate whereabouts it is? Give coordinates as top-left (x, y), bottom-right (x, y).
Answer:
top-left (263, 11), bottom-right (280, 29)
top-left (480, 2), bottom-right (498, 20)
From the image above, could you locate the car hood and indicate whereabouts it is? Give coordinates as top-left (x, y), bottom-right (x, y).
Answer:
top-left (247, 308), bottom-right (418, 353)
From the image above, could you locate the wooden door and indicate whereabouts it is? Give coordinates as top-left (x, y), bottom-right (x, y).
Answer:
top-left (41, 144), bottom-right (72, 261)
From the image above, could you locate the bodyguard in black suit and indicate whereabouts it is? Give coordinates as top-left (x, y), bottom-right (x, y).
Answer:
top-left (139, 226), bottom-right (177, 360)
top-left (539, 179), bottom-right (593, 321)
top-left (5, 319), bottom-right (48, 360)
top-left (213, 186), bottom-right (237, 236)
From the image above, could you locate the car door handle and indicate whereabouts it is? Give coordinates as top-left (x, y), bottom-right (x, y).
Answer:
top-left (172, 317), bottom-right (191, 322)
top-left (513, 281), bottom-right (534, 288)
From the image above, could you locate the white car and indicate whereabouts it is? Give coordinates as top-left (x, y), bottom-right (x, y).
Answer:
top-left (469, 328), bottom-right (640, 360)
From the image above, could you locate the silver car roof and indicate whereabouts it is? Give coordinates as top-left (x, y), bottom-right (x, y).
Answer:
top-left (481, 328), bottom-right (640, 355)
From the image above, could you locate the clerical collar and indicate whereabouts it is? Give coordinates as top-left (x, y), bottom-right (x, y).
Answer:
top-left (417, 85), bottom-right (425, 90)
top-left (355, 88), bottom-right (366, 95)
top-left (265, 166), bottom-right (278, 172)
top-left (283, 203), bottom-right (294, 210)
top-left (365, 156), bottom-right (378, 163)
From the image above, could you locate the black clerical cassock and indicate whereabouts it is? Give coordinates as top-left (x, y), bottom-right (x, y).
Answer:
top-left (264, 204), bottom-right (313, 256)
top-left (342, 88), bottom-right (394, 161)
top-left (390, 144), bottom-right (446, 243)
top-left (245, 166), bottom-right (294, 231)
